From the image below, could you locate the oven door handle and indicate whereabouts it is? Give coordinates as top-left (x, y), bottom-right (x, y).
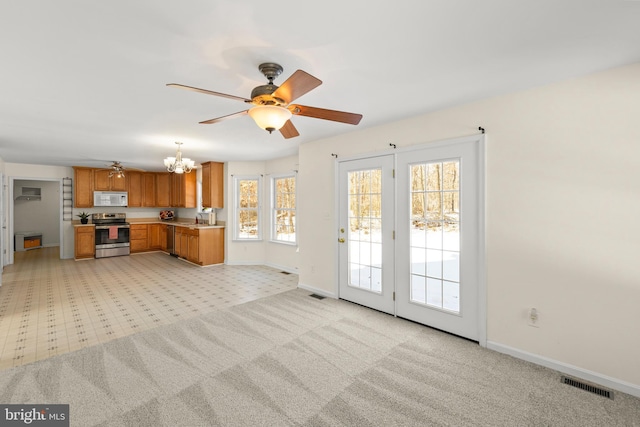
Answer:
top-left (95, 225), bottom-right (130, 230)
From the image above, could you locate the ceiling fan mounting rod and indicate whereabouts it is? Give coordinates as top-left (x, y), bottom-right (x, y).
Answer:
top-left (258, 62), bottom-right (283, 84)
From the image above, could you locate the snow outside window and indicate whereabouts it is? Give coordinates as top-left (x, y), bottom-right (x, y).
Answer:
top-left (234, 176), bottom-right (261, 240)
top-left (271, 174), bottom-right (296, 244)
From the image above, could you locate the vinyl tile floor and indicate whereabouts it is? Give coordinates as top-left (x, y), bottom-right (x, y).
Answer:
top-left (0, 247), bottom-right (298, 370)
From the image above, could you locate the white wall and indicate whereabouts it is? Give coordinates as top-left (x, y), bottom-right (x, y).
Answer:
top-left (297, 63), bottom-right (640, 391)
top-left (264, 155), bottom-right (299, 273)
top-left (226, 161), bottom-right (267, 265)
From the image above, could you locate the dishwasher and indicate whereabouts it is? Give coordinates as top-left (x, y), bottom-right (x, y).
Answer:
top-left (166, 225), bottom-right (177, 257)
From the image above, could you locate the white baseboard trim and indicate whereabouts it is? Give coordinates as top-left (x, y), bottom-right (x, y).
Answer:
top-left (264, 262), bottom-right (298, 275)
top-left (225, 260), bottom-right (261, 266)
top-left (297, 283), bottom-right (337, 299)
top-left (487, 341), bottom-right (640, 399)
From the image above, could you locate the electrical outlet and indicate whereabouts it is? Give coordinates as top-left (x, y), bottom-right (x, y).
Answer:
top-left (528, 307), bottom-right (539, 328)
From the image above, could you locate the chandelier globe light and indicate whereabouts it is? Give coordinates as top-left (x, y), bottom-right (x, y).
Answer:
top-left (164, 141), bottom-right (195, 174)
top-left (248, 105), bottom-right (292, 133)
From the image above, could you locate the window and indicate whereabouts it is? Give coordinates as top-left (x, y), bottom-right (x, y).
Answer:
top-left (234, 176), bottom-right (261, 240)
top-left (271, 174), bottom-right (296, 243)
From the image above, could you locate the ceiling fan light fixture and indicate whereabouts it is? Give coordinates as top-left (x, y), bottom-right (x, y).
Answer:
top-left (248, 105), bottom-right (292, 133)
top-left (164, 142), bottom-right (195, 174)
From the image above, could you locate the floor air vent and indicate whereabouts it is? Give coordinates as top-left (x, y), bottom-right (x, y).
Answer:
top-left (309, 294), bottom-right (326, 300)
top-left (561, 376), bottom-right (613, 399)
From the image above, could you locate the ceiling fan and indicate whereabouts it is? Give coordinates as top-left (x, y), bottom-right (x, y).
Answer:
top-left (97, 161), bottom-right (144, 178)
top-left (167, 62), bottom-right (363, 139)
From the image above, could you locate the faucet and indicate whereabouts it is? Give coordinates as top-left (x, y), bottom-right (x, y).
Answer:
top-left (196, 213), bottom-right (206, 225)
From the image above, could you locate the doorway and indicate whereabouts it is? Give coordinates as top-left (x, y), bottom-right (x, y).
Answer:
top-left (9, 177), bottom-right (64, 265)
top-left (337, 135), bottom-right (485, 342)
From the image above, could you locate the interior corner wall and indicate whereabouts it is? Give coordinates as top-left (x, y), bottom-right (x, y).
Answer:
top-left (225, 161), bottom-right (267, 265)
top-left (264, 155), bottom-right (299, 273)
top-left (225, 157), bottom-right (300, 273)
top-left (297, 62), bottom-right (640, 389)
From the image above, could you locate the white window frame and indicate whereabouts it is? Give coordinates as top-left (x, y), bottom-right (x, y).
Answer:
top-left (270, 173), bottom-right (297, 245)
top-left (233, 175), bottom-right (262, 241)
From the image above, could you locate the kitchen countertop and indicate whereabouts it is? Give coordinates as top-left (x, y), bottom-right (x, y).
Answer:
top-left (129, 218), bottom-right (225, 229)
top-left (73, 218), bottom-right (225, 229)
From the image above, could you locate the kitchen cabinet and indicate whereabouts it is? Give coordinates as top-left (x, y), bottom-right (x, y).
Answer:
top-left (73, 167), bottom-right (93, 208)
top-left (174, 226), bottom-right (185, 257)
top-left (201, 161), bottom-right (224, 208)
top-left (127, 172), bottom-right (143, 207)
top-left (159, 224), bottom-right (167, 251)
top-left (170, 172), bottom-right (196, 208)
top-left (74, 226), bottom-right (95, 259)
top-left (148, 223), bottom-right (163, 250)
top-left (174, 226), bottom-right (224, 266)
top-left (130, 224), bottom-right (149, 253)
top-left (94, 169), bottom-right (127, 191)
top-left (156, 173), bottom-right (171, 207)
top-left (186, 228), bottom-right (199, 264)
top-left (143, 173), bottom-right (156, 207)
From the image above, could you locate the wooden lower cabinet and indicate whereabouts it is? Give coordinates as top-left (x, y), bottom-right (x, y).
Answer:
top-left (174, 226), bottom-right (224, 266)
top-left (117, 222), bottom-right (223, 265)
top-left (130, 224), bottom-right (149, 253)
top-left (74, 226), bottom-right (95, 259)
top-left (148, 223), bottom-right (163, 250)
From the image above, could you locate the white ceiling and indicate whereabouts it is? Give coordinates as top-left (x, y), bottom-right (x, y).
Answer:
top-left (1, 1), bottom-right (639, 172)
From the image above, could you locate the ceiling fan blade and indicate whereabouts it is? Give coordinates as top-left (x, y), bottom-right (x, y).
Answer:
top-left (279, 120), bottom-right (300, 139)
top-left (167, 83), bottom-right (251, 103)
top-left (271, 70), bottom-right (322, 104)
top-left (199, 110), bottom-right (249, 124)
top-left (289, 104), bottom-right (363, 125)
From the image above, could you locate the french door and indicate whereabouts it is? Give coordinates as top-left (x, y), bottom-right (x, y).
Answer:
top-left (396, 139), bottom-right (482, 340)
top-left (338, 137), bottom-right (484, 341)
top-left (338, 155), bottom-right (395, 314)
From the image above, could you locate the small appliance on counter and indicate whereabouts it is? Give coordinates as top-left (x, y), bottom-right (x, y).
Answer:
top-left (208, 211), bottom-right (216, 225)
top-left (159, 210), bottom-right (175, 220)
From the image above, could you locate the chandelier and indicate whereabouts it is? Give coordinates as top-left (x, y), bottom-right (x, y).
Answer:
top-left (163, 142), bottom-right (195, 174)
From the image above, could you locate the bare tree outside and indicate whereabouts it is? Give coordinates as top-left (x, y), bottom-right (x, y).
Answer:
top-left (274, 176), bottom-right (296, 242)
top-left (237, 179), bottom-right (259, 239)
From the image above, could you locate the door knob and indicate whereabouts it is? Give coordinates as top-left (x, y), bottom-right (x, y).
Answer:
top-left (338, 238), bottom-right (345, 243)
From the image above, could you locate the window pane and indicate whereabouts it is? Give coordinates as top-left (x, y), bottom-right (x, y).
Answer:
top-left (240, 180), bottom-right (258, 208)
top-left (408, 160), bottom-right (460, 313)
top-left (273, 176), bottom-right (296, 243)
top-left (238, 210), bottom-right (258, 239)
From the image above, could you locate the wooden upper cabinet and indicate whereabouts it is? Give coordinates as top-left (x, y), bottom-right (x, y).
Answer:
top-left (170, 172), bottom-right (196, 208)
top-left (201, 161), bottom-right (224, 208)
top-left (143, 173), bottom-right (156, 207)
top-left (156, 173), bottom-right (171, 207)
top-left (94, 169), bottom-right (127, 191)
top-left (127, 171), bottom-right (143, 207)
top-left (73, 167), bottom-right (93, 208)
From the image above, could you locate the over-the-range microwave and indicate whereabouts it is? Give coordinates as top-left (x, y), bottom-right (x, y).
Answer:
top-left (93, 191), bottom-right (128, 207)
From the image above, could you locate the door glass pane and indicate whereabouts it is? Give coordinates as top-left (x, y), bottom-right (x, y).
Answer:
top-left (348, 168), bottom-right (383, 293)
top-left (409, 161), bottom-right (460, 312)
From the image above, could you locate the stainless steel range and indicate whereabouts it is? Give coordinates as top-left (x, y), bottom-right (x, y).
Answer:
top-left (92, 213), bottom-right (130, 258)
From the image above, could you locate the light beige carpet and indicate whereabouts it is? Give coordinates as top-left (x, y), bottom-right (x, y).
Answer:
top-left (1, 288), bottom-right (638, 426)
